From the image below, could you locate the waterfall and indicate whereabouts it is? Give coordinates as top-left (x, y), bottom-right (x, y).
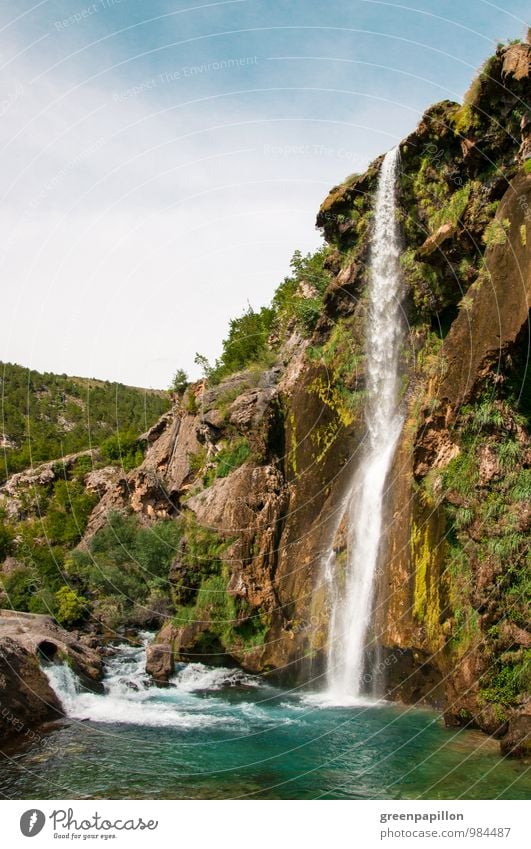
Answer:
top-left (325, 146), bottom-right (404, 702)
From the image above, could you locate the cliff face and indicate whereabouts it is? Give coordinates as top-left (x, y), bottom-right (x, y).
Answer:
top-left (1, 41), bottom-right (529, 754)
top-left (141, 41), bottom-right (529, 754)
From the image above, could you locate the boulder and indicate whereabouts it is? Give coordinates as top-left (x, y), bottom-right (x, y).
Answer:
top-left (145, 642), bottom-right (173, 682)
top-left (0, 637), bottom-right (62, 742)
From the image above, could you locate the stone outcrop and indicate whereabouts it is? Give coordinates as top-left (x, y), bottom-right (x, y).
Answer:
top-left (0, 637), bottom-right (62, 742)
top-left (0, 609), bottom-right (103, 742)
top-left (138, 41), bottom-right (531, 758)
top-left (0, 449), bottom-right (98, 521)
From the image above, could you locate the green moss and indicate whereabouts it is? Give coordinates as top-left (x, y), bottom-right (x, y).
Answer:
top-left (410, 521), bottom-right (441, 645)
top-left (430, 183), bottom-right (471, 230)
top-left (452, 103), bottom-right (477, 135)
top-left (482, 218), bottom-right (510, 248)
top-left (400, 249), bottom-right (444, 314)
top-left (173, 567), bottom-right (270, 653)
top-left (287, 410), bottom-right (298, 476)
top-left (441, 451), bottom-right (478, 496)
top-left (445, 544), bottom-right (480, 654)
top-left (306, 319), bottom-right (366, 462)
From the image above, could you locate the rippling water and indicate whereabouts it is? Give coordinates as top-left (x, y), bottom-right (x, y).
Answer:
top-left (0, 640), bottom-right (528, 800)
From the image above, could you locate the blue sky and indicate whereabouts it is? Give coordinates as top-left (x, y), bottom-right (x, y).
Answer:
top-left (0, 0), bottom-right (528, 387)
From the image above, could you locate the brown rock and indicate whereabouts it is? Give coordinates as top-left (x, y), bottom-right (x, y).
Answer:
top-left (0, 637), bottom-right (62, 742)
top-left (228, 387), bottom-right (277, 431)
top-left (500, 702), bottom-right (531, 757)
top-left (0, 609), bottom-right (102, 684)
top-left (502, 42), bottom-right (531, 81)
top-left (418, 223), bottom-right (457, 257)
top-left (145, 642), bottom-right (174, 682)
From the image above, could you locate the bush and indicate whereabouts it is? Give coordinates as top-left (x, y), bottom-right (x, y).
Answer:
top-left (194, 246), bottom-right (331, 385)
top-left (67, 512), bottom-right (183, 616)
top-left (55, 585), bottom-right (89, 625)
top-left (44, 479), bottom-right (97, 546)
top-left (480, 655), bottom-right (530, 707)
top-left (0, 516), bottom-right (14, 560)
top-left (100, 430), bottom-right (145, 471)
top-left (195, 305), bottom-right (275, 385)
top-left (204, 438), bottom-right (251, 486)
top-left (272, 247), bottom-right (331, 335)
top-left (0, 567), bottom-right (37, 610)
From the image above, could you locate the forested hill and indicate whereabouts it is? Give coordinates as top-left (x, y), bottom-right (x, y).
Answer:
top-left (0, 362), bottom-right (170, 479)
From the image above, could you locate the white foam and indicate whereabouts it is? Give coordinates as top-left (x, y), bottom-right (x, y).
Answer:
top-left (170, 662), bottom-right (260, 692)
top-left (301, 692), bottom-right (385, 709)
top-left (43, 640), bottom-right (252, 729)
top-left (44, 661), bottom-right (230, 729)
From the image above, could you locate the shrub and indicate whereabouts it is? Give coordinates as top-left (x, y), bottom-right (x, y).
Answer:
top-left (195, 306), bottom-right (275, 385)
top-left (272, 247), bottom-right (331, 335)
top-left (0, 515), bottom-right (14, 560)
top-left (44, 479), bottom-right (97, 546)
top-left (0, 567), bottom-right (38, 610)
top-left (100, 430), bottom-right (145, 471)
top-left (204, 438), bottom-right (251, 486)
top-left (480, 655), bottom-right (530, 706)
top-left (55, 586), bottom-right (89, 625)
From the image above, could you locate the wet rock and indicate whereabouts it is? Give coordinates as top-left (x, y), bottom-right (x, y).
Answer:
top-left (145, 642), bottom-right (174, 682)
top-left (0, 637), bottom-right (62, 742)
top-left (500, 703), bottom-right (531, 757)
top-left (0, 609), bottom-right (103, 684)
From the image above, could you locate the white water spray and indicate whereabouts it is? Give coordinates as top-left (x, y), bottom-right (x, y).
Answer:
top-left (325, 147), bottom-right (404, 702)
top-left (44, 637), bottom-right (261, 729)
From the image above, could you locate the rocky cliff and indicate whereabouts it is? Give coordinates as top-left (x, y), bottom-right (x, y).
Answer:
top-left (1, 39), bottom-right (529, 755)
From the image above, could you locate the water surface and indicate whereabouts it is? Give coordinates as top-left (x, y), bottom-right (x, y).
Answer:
top-left (0, 641), bottom-right (528, 800)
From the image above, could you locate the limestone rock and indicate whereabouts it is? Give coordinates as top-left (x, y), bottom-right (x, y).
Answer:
top-left (145, 642), bottom-right (174, 682)
top-left (417, 223), bottom-right (457, 257)
top-left (0, 610), bottom-right (104, 742)
top-left (0, 637), bottom-right (62, 742)
top-left (501, 41), bottom-right (531, 81)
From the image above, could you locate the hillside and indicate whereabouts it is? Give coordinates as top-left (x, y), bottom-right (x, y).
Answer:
top-left (0, 361), bottom-right (170, 479)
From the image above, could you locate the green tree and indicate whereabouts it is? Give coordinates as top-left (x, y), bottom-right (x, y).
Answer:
top-left (55, 585), bottom-right (89, 626)
top-left (100, 430), bottom-right (145, 471)
top-left (169, 369), bottom-right (189, 395)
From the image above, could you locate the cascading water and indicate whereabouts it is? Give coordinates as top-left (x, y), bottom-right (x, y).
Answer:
top-left (325, 146), bottom-right (404, 702)
top-left (43, 636), bottom-right (265, 729)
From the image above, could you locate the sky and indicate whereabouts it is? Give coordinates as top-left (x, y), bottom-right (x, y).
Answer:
top-left (0, 0), bottom-right (529, 388)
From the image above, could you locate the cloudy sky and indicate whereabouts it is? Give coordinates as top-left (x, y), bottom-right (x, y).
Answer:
top-left (0, 0), bottom-right (528, 387)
